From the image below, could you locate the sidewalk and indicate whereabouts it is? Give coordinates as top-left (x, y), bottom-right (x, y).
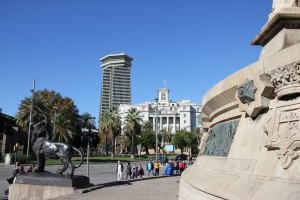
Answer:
top-left (55, 175), bottom-right (181, 200)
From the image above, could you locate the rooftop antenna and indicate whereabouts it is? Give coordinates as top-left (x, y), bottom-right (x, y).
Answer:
top-left (164, 80), bottom-right (167, 88)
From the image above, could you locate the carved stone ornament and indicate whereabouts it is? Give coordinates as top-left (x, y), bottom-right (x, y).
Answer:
top-left (268, 62), bottom-right (300, 91)
top-left (264, 107), bottom-right (300, 169)
top-left (263, 62), bottom-right (300, 169)
top-left (272, 0), bottom-right (300, 12)
top-left (237, 79), bottom-right (257, 105)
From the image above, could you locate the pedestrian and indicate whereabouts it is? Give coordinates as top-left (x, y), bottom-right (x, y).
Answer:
top-left (132, 163), bottom-right (138, 179)
top-left (147, 160), bottom-right (154, 177)
top-left (5, 161), bottom-right (20, 195)
top-left (17, 165), bottom-right (25, 176)
top-left (137, 164), bottom-right (144, 178)
top-left (154, 160), bottom-right (160, 176)
top-left (6, 161), bottom-right (20, 184)
top-left (116, 161), bottom-right (123, 181)
top-left (125, 162), bottom-right (132, 180)
top-left (179, 160), bottom-right (186, 175)
top-left (165, 162), bottom-right (173, 176)
top-left (189, 155), bottom-right (193, 165)
top-left (174, 160), bottom-right (179, 175)
top-left (27, 164), bottom-right (35, 173)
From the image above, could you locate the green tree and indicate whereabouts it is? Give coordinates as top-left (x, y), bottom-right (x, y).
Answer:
top-left (123, 108), bottom-right (143, 159)
top-left (172, 130), bottom-right (187, 154)
top-left (52, 113), bottom-right (75, 143)
top-left (79, 112), bottom-right (96, 129)
top-left (16, 93), bottom-right (49, 131)
top-left (99, 112), bottom-right (110, 156)
top-left (16, 89), bottom-right (85, 148)
top-left (139, 121), bottom-right (155, 155)
top-left (101, 106), bottom-right (121, 158)
top-left (106, 106), bottom-right (122, 157)
top-left (38, 89), bottom-right (81, 146)
top-left (183, 131), bottom-right (198, 156)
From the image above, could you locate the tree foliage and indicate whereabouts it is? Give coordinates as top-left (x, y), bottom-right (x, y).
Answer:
top-left (52, 113), bottom-right (75, 143)
top-left (98, 106), bottom-right (121, 157)
top-left (16, 89), bottom-right (94, 146)
top-left (138, 121), bottom-right (155, 155)
top-left (123, 108), bottom-right (143, 159)
top-left (16, 93), bottom-right (49, 131)
top-left (172, 130), bottom-right (187, 154)
top-left (172, 129), bottom-right (200, 155)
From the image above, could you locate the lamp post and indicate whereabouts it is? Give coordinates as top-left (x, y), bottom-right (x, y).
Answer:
top-left (26, 80), bottom-right (35, 162)
top-left (155, 95), bottom-right (159, 162)
top-left (14, 143), bottom-right (19, 166)
top-left (81, 127), bottom-right (98, 177)
top-left (53, 107), bottom-right (57, 135)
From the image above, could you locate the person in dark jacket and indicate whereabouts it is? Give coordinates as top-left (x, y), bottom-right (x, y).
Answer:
top-left (125, 162), bottom-right (132, 180)
top-left (137, 164), bottom-right (144, 178)
top-left (132, 163), bottom-right (138, 179)
top-left (174, 161), bottom-right (179, 175)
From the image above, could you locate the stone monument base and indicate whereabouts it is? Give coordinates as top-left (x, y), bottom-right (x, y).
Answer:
top-left (14, 171), bottom-right (90, 187)
top-left (9, 184), bottom-right (75, 200)
top-left (9, 171), bottom-right (90, 200)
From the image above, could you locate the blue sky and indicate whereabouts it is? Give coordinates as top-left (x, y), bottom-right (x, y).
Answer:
top-left (0, 1), bottom-right (272, 123)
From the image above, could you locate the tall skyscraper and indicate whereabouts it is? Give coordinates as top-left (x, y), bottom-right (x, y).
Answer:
top-left (99, 53), bottom-right (133, 119)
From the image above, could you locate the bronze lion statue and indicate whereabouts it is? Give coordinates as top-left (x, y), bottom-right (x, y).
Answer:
top-left (31, 119), bottom-right (83, 177)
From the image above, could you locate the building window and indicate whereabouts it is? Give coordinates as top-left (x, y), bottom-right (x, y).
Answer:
top-left (161, 93), bottom-right (166, 101)
top-left (183, 107), bottom-right (186, 111)
top-left (184, 120), bottom-right (186, 124)
top-left (197, 115), bottom-right (201, 125)
top-left (184, 114), bottom-right (186, 117)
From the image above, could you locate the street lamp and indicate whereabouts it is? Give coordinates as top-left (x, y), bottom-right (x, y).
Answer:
top-left (81, 127), bottom-right (98, 177)
top-left (155, 96), bottom-right (159, 163)
top-left (53, 107), bottom-right (57, 135)
top-left (26, 80), bottom-right (35, 162)
top-left (14, 143), bottom-right (19, 166)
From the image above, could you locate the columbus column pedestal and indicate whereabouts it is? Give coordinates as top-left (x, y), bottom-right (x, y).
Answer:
top-left (179, 4), bottom-right (300, 200)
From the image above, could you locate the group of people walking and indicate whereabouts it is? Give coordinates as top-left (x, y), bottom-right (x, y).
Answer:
top-left (116, 159), bottom-right (188, 181)
top-left (116, 160), bottom-right (163, 181)
top-left (116, 161), bottom-right (145, 181)
top-left (165, 160), bottom-right (186, 176)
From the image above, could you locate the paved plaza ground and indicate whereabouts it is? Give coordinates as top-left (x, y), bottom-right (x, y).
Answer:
top-left (0, 161), bottom-right (183, 200)
top-left (56, 175), bottom-right (180, 200)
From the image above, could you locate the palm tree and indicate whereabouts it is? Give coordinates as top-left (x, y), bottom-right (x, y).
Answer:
top-left (100, 106), bottom-right (121, 158)
top-left (123, 108), bottom-right (143, 159)
top-left (16, 93), bottom-right (49, 131)
top-left (52, 113), bottom-right (75, 143)
top-left (99, 112), bottom-right (109, 156)
top-left (79, 112), bottom-right (96, 129)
